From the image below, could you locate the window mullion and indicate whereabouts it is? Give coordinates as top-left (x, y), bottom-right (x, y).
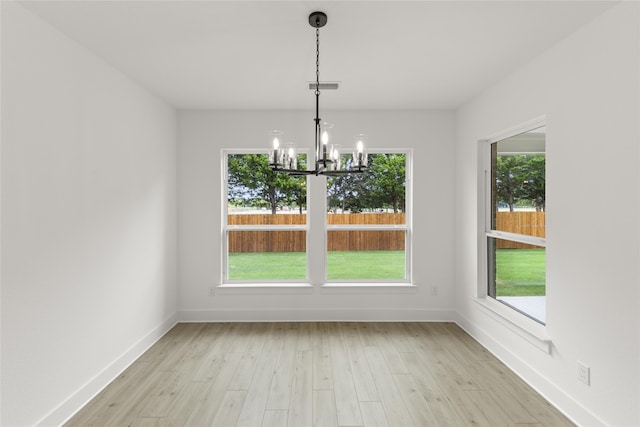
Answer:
top-left (308, 173), bottom-right (327, 286)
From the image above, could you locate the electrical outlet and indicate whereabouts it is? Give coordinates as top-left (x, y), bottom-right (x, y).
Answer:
top-left (577, 361), bottom-right (590, 385)
top-left (208, 286), bottom-right (215, 297)
top-left (431, 286), bottom-right (439, 296)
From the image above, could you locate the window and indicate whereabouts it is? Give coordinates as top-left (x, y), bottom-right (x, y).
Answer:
top-left (482, 124), bottom-right (546, 324)
top-left (222, 149), bottom-right (412, 286)
top-left (326, 152), bottom-right (411, 282)
top-left (223, 151), bottom-right (308, 282)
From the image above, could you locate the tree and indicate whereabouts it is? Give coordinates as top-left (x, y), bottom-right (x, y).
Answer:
top-left (367, 154), bottom-right (406, 213)
top-left (227, 154), bottom-right (306, 214)
top-left (282, 156), bottom-right (308, 214)
top-left (326, 153), bottom-right (406, 213)
top-left (326, 158), bottom-right (371, 213)
top-left (522, 155), bottom-right (545, 211)
top-left (496, 155), bottom-right (525, 212)
top-left (495, 154), bottom-right (545, 211)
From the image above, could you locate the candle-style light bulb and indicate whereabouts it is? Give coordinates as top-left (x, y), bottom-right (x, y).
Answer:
top-left (353, 134), bottom-right (368, 169)
top-left (321, 131), bottom-right (329, 161)
top-left (269, 130), bottom-right (284, 167)
top-left (334, 147), bottom-right (341, 170)
top-left (285, 144), bottom-right (297, 170)
top-left (320, 123), bottom-right (333, 163)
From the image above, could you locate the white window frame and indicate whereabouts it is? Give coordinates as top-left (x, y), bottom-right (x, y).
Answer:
top-left (219, 148), bottom-right (416, 294)
top-left (221, 149), bottom-right (310, 286)
top-left (477, 117), bottom-right (551, 352)
top-left (324, 149), bottom-right (413, 285)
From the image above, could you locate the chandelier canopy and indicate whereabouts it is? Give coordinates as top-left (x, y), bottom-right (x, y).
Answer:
top-left (268, 11), bottom-right (368, 176)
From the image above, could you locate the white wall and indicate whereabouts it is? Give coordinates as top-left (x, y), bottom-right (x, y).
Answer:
top-left (1, 3), bottom-right (178, 425)
top-left (454, 3), bottom-right (639, 426)
top-left (178, 110), bottom-right (456, 321)
top-left (4, 1), bottom-right (635, 425)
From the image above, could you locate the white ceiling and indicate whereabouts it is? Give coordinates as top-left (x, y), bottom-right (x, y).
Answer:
top-left (20, 1), bottom-right (614, 110)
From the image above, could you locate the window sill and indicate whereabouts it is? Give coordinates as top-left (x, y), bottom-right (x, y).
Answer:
top-left (473, 297), bottom-right (551, 354)
top-left (214, 283), bottom-right (418, 295)
top-left (216, 283), bottom-right (313, 295)
top-left (320, 283), bottom-right (418, 294)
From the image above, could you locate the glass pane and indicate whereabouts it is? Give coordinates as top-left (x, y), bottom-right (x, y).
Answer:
top-left (227, 153), bottom-right (307, 223)
top-left (327, 230), bottom-right (405, 280)
top-left (491, 127), bottom-right (545, 237)
top-left (227, 230), bottom-right (306, 280)
top-left (326, 153), bottom-right (406, 224)
top-left (488, 237), bottom-right (546, 324)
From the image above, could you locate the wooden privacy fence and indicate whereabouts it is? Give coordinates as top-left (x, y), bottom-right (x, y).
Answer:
top-left (228, 230), bottom-right (307, 253)
top-left (227, 212), bottom-right (545, 252)
top-left (228, 213), bottom-right (405, 253)
top-left (327, 230), bottom-right (405, 251)
top-left (496, 211), bottom-right (545, 249)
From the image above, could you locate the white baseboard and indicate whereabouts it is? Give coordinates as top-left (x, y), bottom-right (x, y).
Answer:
top-left (454, 312), bottom-right (606, 427)
top-left (178, 307), bottom-right (455, 322)
top-left (36, 314), bottom-right (178, 427)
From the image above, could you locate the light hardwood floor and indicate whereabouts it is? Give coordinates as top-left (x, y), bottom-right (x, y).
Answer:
top-left (65, 322), bottom-right (574, 426)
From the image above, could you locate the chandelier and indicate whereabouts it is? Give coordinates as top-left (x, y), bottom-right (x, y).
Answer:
top-left (268, 11), bottom-right (368, 176)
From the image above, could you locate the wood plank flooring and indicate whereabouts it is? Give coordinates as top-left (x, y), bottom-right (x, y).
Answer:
top-left (65, 322), bottom-right (574, 426)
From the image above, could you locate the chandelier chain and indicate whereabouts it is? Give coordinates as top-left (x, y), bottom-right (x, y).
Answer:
top-left (315, 27), bottom-right (320, 95)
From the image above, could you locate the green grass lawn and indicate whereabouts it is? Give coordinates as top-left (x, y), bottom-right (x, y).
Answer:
top-left (496, 249), bottom-right (546, 296)
top-left (227, 252), bottom-right (306, 280)
top-left (228, 249), bottom-right (545, 297)
top-left (327, 251), bottom-right (405, 280)
top-left (228, 251), bottom-right (405, 281)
